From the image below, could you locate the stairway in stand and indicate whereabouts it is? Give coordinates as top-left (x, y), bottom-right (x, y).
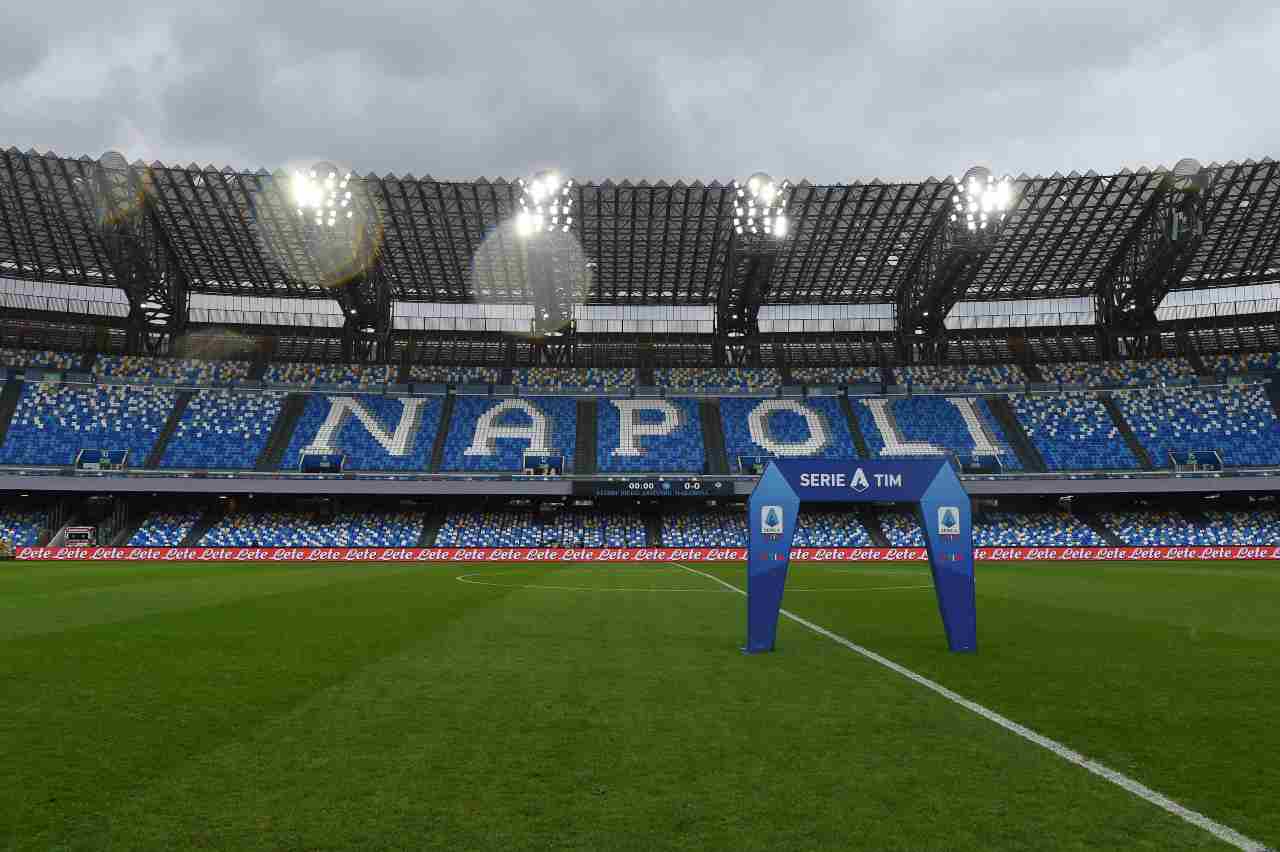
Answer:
top-left (144, 391), bottom-right (193, 468)
top-left (181, 504), bottom-right (224, 547)
top-left (1021, 362), bottom-right (1046, 383)
top-left (255, 393), bottom-right (307, 471)
top-left (646, 513), bottom-right (664, 546)
top-left (985, 396), bottom-right (1046, 472)
top-left (857, 506), bottom-right (891, 547)
top-left (575, 399), bottom-right (597, 475)
top-left (428, 395), bottom-right (455, 473)
top-left (1101, 395), bottom-right (1155, 470)
top-left (838, 396), bottom-right (870, 459)
top-left (418, 511), bottom-right (444, 547)
top-left (700, 400), bottom-right (729, 474)
top-left (1264, 379), bottom-right (1280, 420)
top-left (0, 378), bottom-right (24, 447)
top-left (1082, 513), bottom-right (1125, 547)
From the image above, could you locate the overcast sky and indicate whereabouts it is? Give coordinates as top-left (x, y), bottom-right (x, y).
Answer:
top-left (2, 1), bottom-right (1277, 183)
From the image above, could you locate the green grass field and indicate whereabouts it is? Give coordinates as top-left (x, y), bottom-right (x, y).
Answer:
top-left (1, 558), bottom-right (1277, 851)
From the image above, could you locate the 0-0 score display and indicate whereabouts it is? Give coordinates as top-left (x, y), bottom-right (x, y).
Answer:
top-left (577, 478), bottom-right (735, 497)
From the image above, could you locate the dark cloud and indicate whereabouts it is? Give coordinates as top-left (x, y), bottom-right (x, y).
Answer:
top-left (0, 0), bottom-right (1276, 181)
top-left (0, 24), bottom-right (47, 82)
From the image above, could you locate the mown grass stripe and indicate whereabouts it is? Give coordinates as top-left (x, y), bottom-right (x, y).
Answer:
top-left (676, 563), bottom-right (1271, 852)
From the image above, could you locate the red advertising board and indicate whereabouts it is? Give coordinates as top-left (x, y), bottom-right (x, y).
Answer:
top-left (13, 545), bottom-right (1280, 562)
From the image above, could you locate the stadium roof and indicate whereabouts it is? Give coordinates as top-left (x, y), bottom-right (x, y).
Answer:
top-left (2, 147), bottom-right (1277, 308)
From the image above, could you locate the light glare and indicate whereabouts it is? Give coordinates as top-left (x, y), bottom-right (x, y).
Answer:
top-left (952, 168), bottom-right (1012, 234)
top-left (291, 166), bottom-right (353, 228)
top-left (517, 170), bottom-right (573, 236)
top-left (734, 172), bottom-right (791, 241)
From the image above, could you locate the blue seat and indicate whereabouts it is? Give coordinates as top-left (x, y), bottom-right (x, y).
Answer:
top-left (1100, 509), bottom-right (1187, 545)
top-left (855, 397), bottom-right (1023, 469)
top-left (894, 364), bottom-right (1025, 390)
top-left (790, 366), bottom-right (882, 385)
top-left (1211, 352), bottom-right (1280, 377)
top-left (0, 507), bottom-right (48, 545)
top-left (1193, 509), bottom-right (1280, 544)
top-left (879, 511), bottom-right (925, 546)
top-left (661, 509), bottom-right (747, 546)
top-left (597, 397), bottom-right (705, 473)
top-left (1010, 393), bottom-right (1137, 470)
top-left (436, 509), bottom-right (644, 546)
top-left (280, 394), bottom-right (444, 471)
top-left (262, 362), bottom-right (394, 387)
top-left (655, 367), bottom-right (781, 391)
top-left (1113, 386), bottom-right (1280, 467)
top-left (720, 398), bottom-right (859, 470)
top-left (440, 397), bottom-right (577, 472)
top-left (974, 511), bottom-right (1103, 546)
top-left (408, 365), bottom-right (501, 384)
top-left (792, 510), bottom-right (872, 546)
top-left (0, 348), bottom-right (79, 370)
top-left (163, 390), bottom-right (286, 469)
top-left (0, 383), bottom-right (176, 466)
top-left (1040, 357), bottom-right (1195, 387)
top-left (129, 510), bottom-right (203, 545)
top-left (200, 510), bottom-right (422, 546)
top-left (94, 354), bottom-right (250, 385)
top-left (514, 367), bottom-right (635, 390)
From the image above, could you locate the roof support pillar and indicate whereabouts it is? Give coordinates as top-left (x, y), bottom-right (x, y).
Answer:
top-left (894, 207), bottom-right (991, 365)
top-left (530, 333), bottom-right (575, 366)
top-left (94, 153), bottom-right (189, 355)
top-left (335, 261), bottom-right (392, 363)
top-left (895, 169), bottom-right (1014, 366)
top-left (716, 232), bottom-right (778, 366)
top-left (1095, 167), bottom-right (1211, 359)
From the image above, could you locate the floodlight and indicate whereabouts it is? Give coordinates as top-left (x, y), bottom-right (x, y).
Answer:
top-left (517, 170), bottom-right (574, 236)
top-left (292, 162), bottom-right (352, 229)
top-left (952, 165), bottom-right (1012, 236)
top-left (732, 171), bottom-right (791, 241)
top-left (1171, 157), bottom-right (1211, 194)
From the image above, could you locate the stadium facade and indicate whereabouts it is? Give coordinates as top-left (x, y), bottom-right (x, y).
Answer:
top-left (2, 148), bottom-right (1280, 552)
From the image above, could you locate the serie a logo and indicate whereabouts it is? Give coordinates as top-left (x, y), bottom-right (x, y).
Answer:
top-left (938, 506), bottom-right (962, 537)
top-left (761, 505), bottom-right (785, 540)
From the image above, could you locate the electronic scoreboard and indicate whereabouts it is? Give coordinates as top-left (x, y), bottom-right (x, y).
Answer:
top-left (573, 477), bottom-right (740, 498)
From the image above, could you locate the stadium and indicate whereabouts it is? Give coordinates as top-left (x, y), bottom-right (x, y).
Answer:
top-left (1, 147), bottom-right (1278, 850)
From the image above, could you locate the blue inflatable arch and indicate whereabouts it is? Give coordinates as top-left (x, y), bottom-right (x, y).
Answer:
top-left (746, 458), bottom-right (976, 654)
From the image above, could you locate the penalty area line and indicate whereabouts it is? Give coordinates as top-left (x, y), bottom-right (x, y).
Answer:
top-left (674, 563), bottom-right (1270, 852)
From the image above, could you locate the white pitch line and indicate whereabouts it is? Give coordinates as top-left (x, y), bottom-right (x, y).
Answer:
top-left (455, 572), bottom-right (932, 595)
top-left (674, 563), bottom-right (1270, 852)
top-left (787, 584), bottom-right (932, 593)
top-left (455, 573), bottom-right (726, 593)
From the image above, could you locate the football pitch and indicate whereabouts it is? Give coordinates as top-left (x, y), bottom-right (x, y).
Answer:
top-left (1, 558), bottom-right (1277, 851)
